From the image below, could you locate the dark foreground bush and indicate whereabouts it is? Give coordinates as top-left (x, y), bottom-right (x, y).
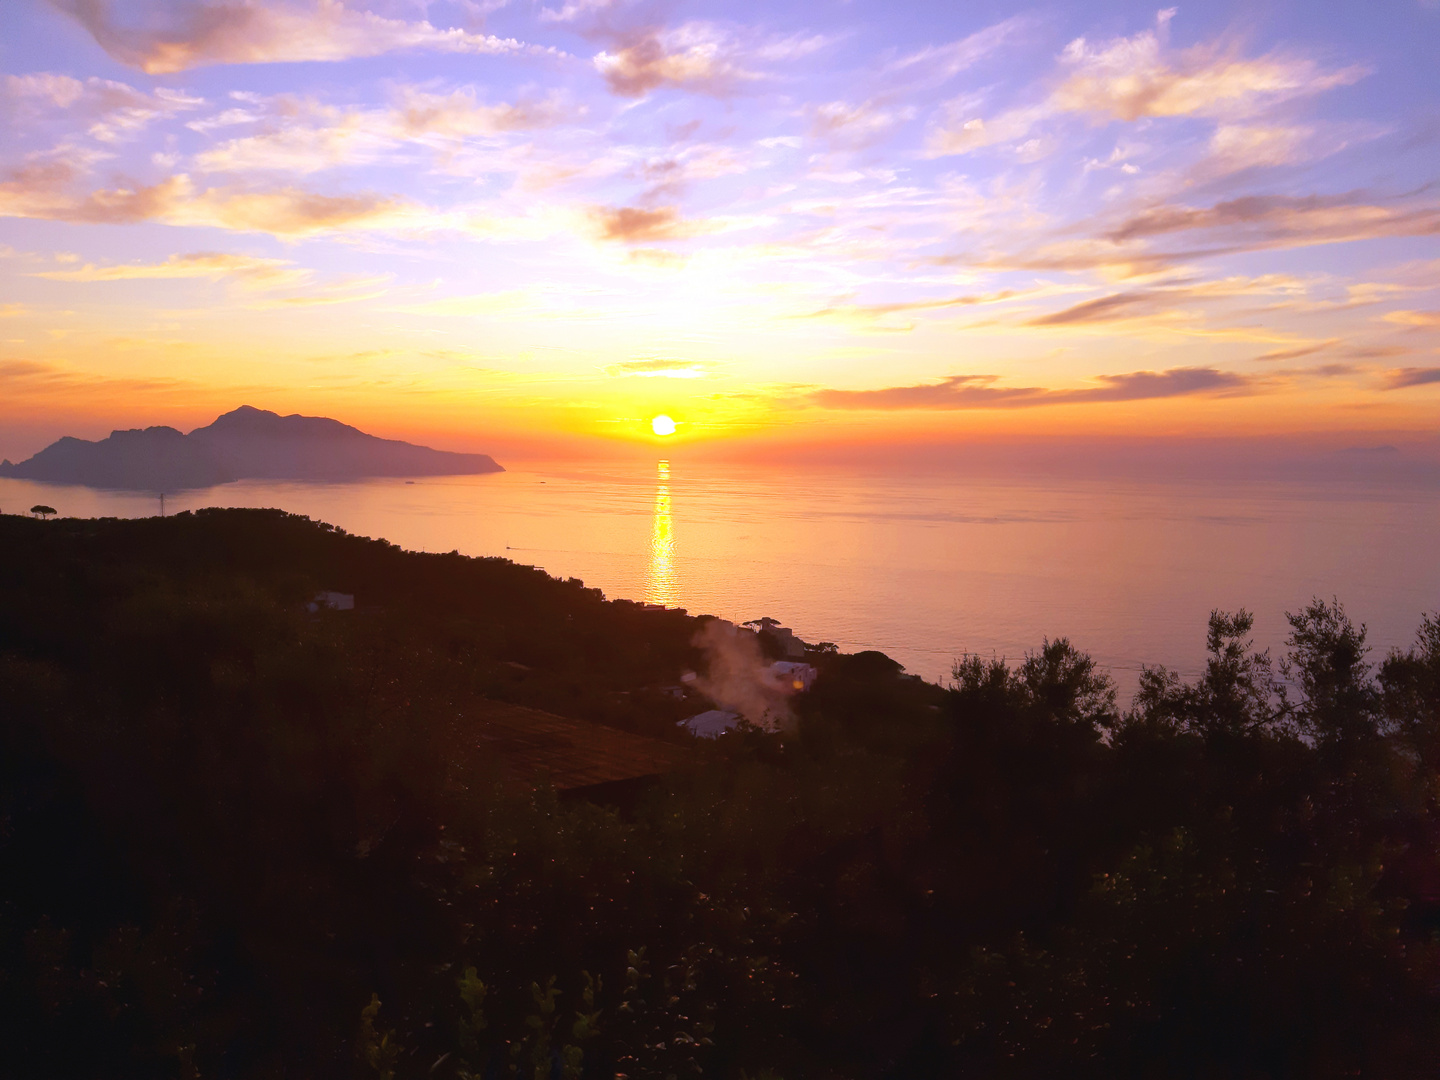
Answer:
top-left (2, 510), bottom-right (1439, 1079)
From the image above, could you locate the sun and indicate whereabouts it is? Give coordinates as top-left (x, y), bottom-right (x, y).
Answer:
top-left (650, 414), bottom-right (677, 436)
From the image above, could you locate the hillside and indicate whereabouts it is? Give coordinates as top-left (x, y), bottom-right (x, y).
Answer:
top-left (2, 509), bottom-right (1439, 1080)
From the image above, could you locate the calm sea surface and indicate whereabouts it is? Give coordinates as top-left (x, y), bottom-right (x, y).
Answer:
top-left (5, 461), bottom-right (1438, 698)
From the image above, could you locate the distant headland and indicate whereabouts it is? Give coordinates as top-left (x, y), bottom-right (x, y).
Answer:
top-left (0, 406), bottom-right (504, 490)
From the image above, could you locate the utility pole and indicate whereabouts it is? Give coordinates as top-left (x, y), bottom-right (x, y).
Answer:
top-left (159, 493), bottom-right (165, 517)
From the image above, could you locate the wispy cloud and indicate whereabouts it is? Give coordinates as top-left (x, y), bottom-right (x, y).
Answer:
top-left (812, 366), bottom-right (1254, 410)
top-left (0, 356), bottom-right (202, 399)
top-left (192, 87), bottom-right (576, 174)
top-left (880, 17), bottom-right (1032, 88)
top-left (1382, 309), bottom-right (1440, 328)
top-left (0, 162), bottom-right (187, 225)
top-left (1107, 192), bottom-right (1440, 246)
top-left (177, 183), bottom-right (415, 234)
top-left (958, 191), bottom-right (1440, 285)
top-left (50, 0), bottom-right (544, 73)
top-left (393, 86), bottom-right (573, 138)
top-left (604, 357), bottom-right (710, 378)
top-left (798, 288), bottom-right (1024, 326)
top-left (5, 72), bottom-right (204, 142)
top-left (809, 100), bottom-right (916, 147)
top-left (1021, 275), bottom-right (1311, 329)
top-left (31, 250), bottom-right (398, 308)
top-left (1195, 123), bottom-right (1317, 176)
top-left (1027, 291), bottom-right (1156, 326)
top-left (1050, 22), bottom-right (1364, 122)
top-left (538, 0), bottom-right (617, 26)
top-left (1385, 367), bottom-right (1440, 388)
top-left (33, 251), bottom-right (306, 286)
top-left (592, 23), bottom-right (758, 97)
top-left (0, 160), bottom-right (418, 236)
top-left (1254, 342), bottom-right (1336, 362)
top-left (593, 204), bottom-right (687, 242)
top-left (631, 144), bottom-right (751, 200)
top-left (927, 11), bottom-right (1365, 157)
top-left (5, 2), bottom-right (1434, 444)
top-left (549, 4), bottom-right (831, 98)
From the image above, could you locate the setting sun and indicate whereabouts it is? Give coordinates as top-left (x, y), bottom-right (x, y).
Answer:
top-left (651, 415), bottom-right (677, 437)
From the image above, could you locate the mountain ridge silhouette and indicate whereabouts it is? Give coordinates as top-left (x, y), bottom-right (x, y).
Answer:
top-left (0, 406), bottom-right (504, 490)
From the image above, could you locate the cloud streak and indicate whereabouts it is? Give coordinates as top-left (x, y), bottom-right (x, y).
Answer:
top-left (604, 357), bottom-right (710, 378)
top-left (797, 288), bottom-right (1025, 327)
top-left (5, 72), bottom-right (204, 141)
top-left (594, 25), bottom-right (755, 97)
top-left (192, 88), bottom-right (575, 175)
top-left (593, 204), bottom-right (687, 242)
top-left (812, 367), bottom-right (1254, 410)
top-left (1107, 192), bottom-right (1440, 246)
top-left (50, 0), bottom-right (541, 74)
top-left (33, 251), bottom-right (304, 286)
top-left (0, 162), bottom-right (416, 236)
top-left (1051, 24), bottom-right (1363, 122)
top-left (1383, 310), bottom-right (1440, 328)
top-left (928, 12), bottom-right (1365, 157)
top-left (1386, 367), bottom-right (1440, 389)
top-left (4, 2), bottom-right (1434, 445)
top-left (1022, 275), bottom-right (1314, 329)
top-left (1027, 291), bottom-right (1155, 326)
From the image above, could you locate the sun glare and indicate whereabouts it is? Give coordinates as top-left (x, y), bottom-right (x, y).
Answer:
top-left (651, 414), bottom-right (677, 436)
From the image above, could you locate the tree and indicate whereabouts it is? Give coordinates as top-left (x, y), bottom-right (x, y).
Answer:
top-left (1379, 612), bottom-right (1440, 766)
top-left (1014, 637), bottom-right (1118, 731)
top-left (1128, 610), bottom-right (1279, 737)
top-left (1281, 597), bottom-right (1377, 747)
top-left (30, 504), bottom-right (56, 519)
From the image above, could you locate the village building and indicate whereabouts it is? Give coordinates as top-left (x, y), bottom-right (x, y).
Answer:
top-left (679, 709), bottom-right (744, 739)
top-left (769, 660), bottom-right (818, 692)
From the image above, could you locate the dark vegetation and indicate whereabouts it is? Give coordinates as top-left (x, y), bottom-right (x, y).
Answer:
top-left (2, 508), bottom-right (1439, 1079)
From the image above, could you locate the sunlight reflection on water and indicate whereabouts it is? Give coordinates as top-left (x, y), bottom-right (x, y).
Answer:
top-left (645, 460), bottom-right (678, 608)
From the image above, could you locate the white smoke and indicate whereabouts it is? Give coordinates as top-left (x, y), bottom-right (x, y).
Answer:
top-left (691, 620), bottom-right (800, 732)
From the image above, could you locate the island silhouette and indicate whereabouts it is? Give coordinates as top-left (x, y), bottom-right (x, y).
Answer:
top-left (0, 405), bottom-right (503, 489)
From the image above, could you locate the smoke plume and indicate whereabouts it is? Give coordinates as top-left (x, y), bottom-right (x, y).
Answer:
top-left (691, 619), bottom-right (799, 731)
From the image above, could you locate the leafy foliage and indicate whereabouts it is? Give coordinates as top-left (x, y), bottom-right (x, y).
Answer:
top-left (2, 510), bottom-right (1440, 1078)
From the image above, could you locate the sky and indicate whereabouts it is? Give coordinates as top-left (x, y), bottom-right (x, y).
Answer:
top-left (1, 0), bottom-right (1438, 465)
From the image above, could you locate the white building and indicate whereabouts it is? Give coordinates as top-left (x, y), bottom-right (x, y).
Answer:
top-left (307, 591), bottom-right (354, 612)
top-left (769, 661), bottom-right (817, 693)
top-left (679, 709), bottom-right (743, 739)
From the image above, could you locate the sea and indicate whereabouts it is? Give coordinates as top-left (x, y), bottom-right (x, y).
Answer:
top-left (4, 461), bottom-right (1438, 700)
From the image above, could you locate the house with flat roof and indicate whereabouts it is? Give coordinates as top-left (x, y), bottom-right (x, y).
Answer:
top-left (769, 661), bottom-right (817, 692)
top-left (679, 709), bottom-right (743, 739)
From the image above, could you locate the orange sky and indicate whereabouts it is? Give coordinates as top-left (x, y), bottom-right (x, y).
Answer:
top-left (2, 1), bottom-right (1438, 466)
